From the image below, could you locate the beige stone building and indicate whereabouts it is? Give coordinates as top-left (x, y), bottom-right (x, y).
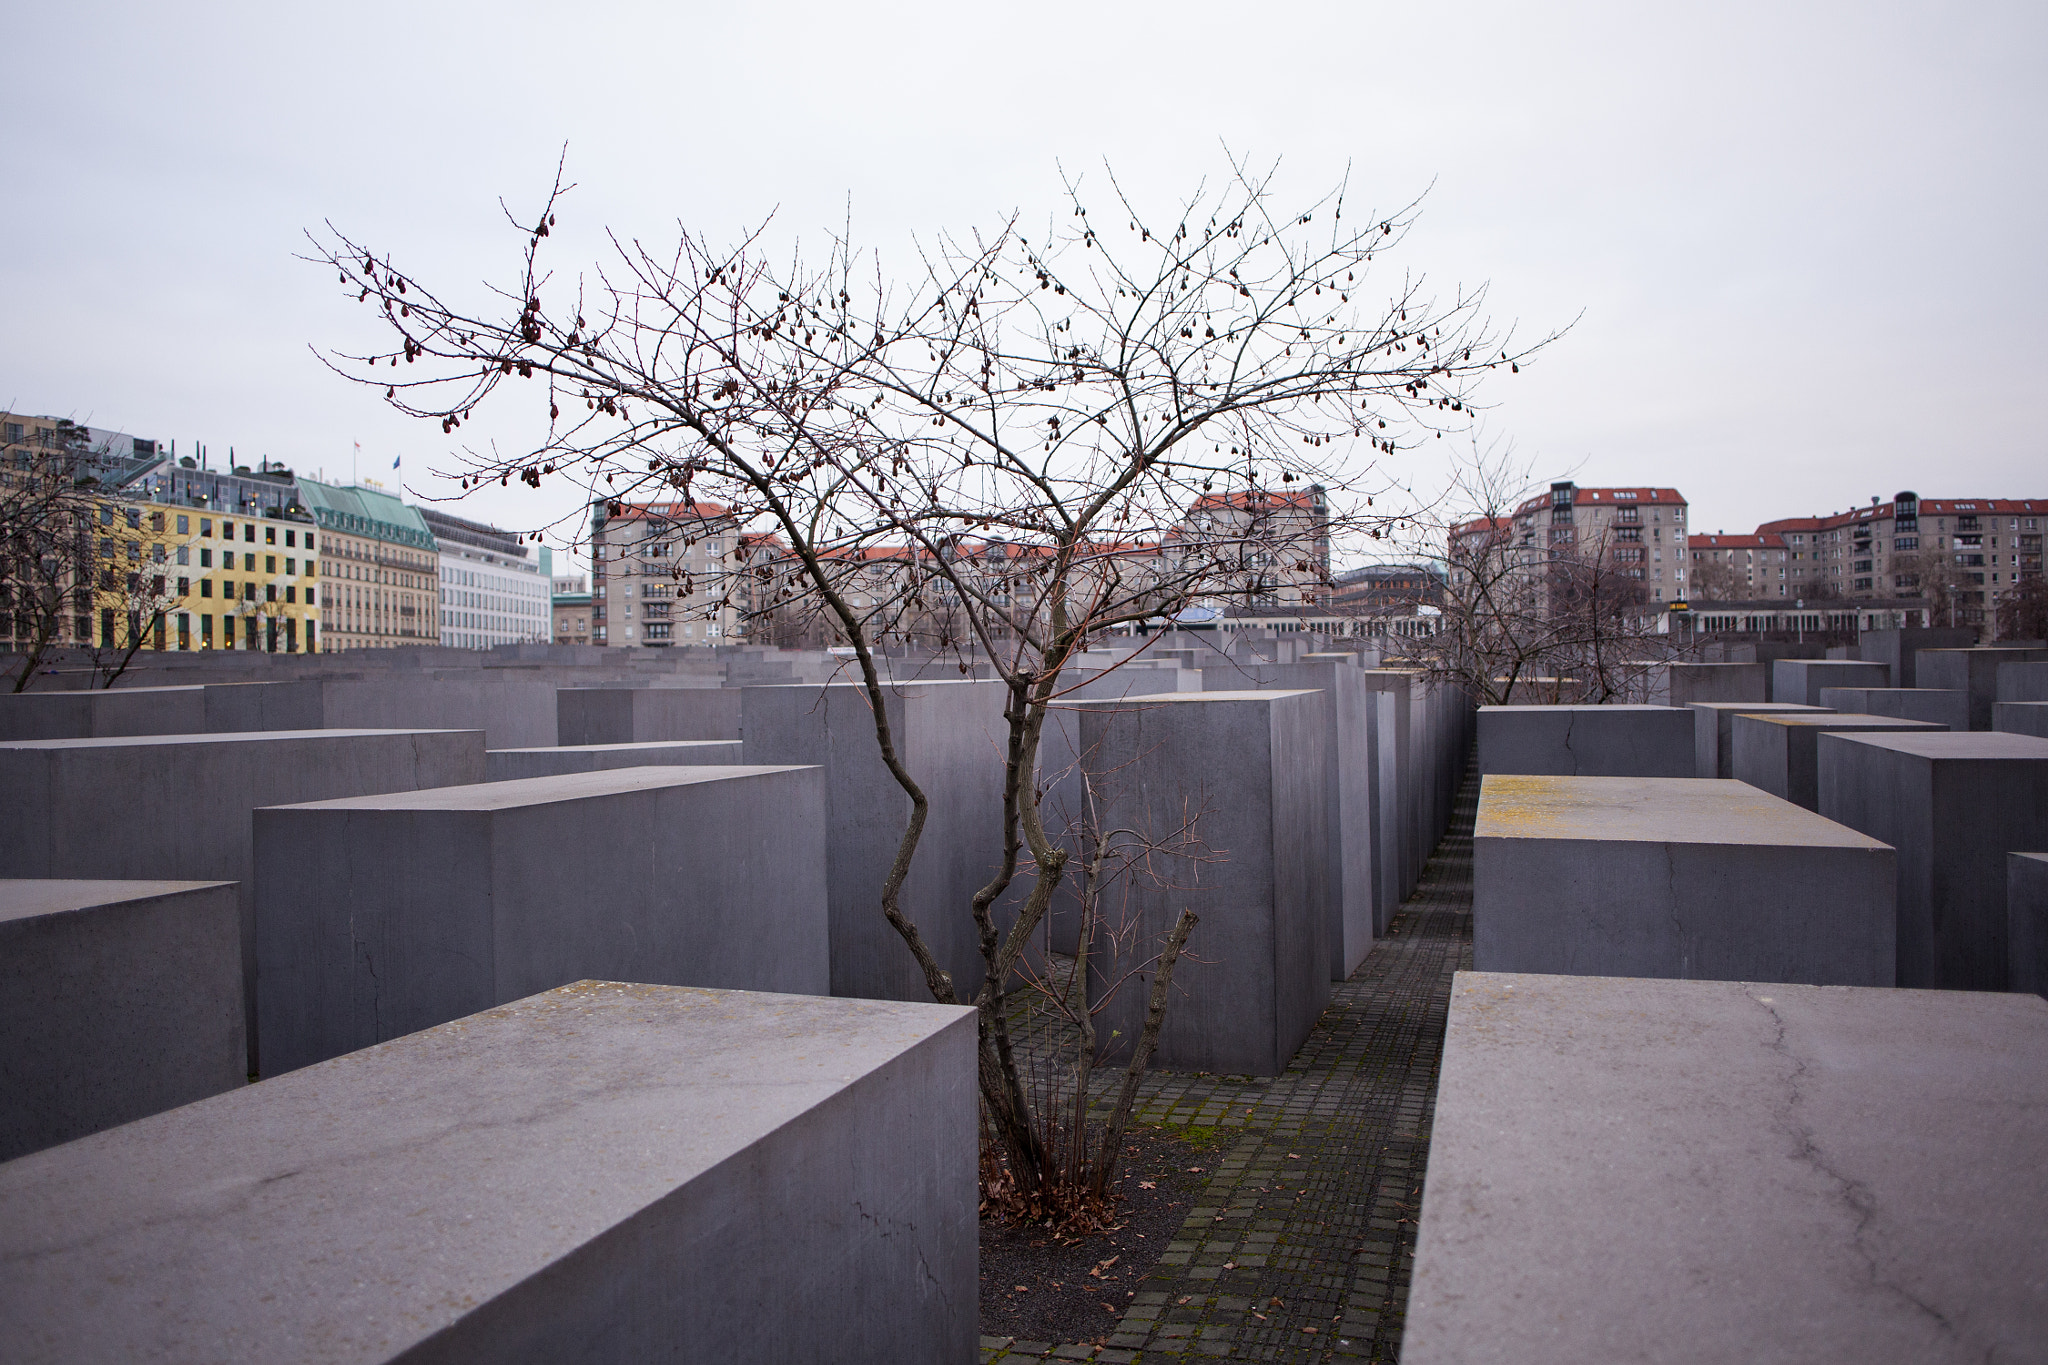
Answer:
top-left (299, 479), bottom-right (440, 650)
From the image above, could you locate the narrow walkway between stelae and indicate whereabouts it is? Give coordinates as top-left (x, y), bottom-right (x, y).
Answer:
top-left (986, 761), bottom-right (1478, 1363)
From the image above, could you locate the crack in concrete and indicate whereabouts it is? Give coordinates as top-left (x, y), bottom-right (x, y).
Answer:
top-left (1750, 993), bottom-right (1964, 1347)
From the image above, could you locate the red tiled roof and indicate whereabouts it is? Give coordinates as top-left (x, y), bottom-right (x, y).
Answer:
top-left (603, 499), bottom-right (732, 521)
top-left (1188, 490), bottom-right (1319, 513)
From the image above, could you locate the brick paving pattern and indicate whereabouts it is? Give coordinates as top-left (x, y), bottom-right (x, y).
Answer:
top-left (984, 762), bottom-right (1476, 1363)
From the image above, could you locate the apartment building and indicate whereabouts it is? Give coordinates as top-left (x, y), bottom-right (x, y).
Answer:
top-left (1758, 492), bottom-right (2047, 626)
top-left (1330, 563), bottom-right (1445, 614)
top-left (1169, 487), bottom-right (1331, 608)
top-left (552, 575), bottom-right (593, 645)
top-left (420, 507), bottom-right (550, 650)
top-left (588, 499), bottom-right (741, 646)
top-left (1687, 532), bottom-right (1791, 599)
top-left (1505, 483), bottom-right (1690, 602)
top-left (300, 479), bottom-right (440, 650)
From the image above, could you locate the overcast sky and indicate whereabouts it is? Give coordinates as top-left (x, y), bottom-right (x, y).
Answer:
top-left (5, 0), bottom-right (2042, 569)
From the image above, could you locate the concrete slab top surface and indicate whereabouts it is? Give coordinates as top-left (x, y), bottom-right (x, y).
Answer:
top-left (1061, 688), bottom-right (1320, 705)
top-left (1475, 774), bottom-right (1888, 849)
top-left (1405, 971), bottom-right (2048, 1364)
top-left (1827, 730), bottom-right (2048, 760)
top-left (1743, 712), bottom-right (1945, 731)
top-left (1479, 704), bottom-right (1680, 713)
top-left (0, 981), bottom-right (974, 1364)
top-left (0, 728), bottom-right (481, 750)
top-left (1689, 702), bottom-right (1826, 713)
top-left (0, 879), bottom-right (237, 927)
top-left (488, 739), bottom-right (742, 755)
top-left (263, 763), bottom-right (814, 812)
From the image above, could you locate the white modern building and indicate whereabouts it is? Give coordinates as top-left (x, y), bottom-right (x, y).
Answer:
top-left (421, 508), bottom-right (552, 650)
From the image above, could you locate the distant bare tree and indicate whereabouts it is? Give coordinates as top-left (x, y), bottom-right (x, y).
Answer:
top-left (1408, 440), bottom-right (1686, 704)
top-left (310, 154), bottom-right (1552, 1221)
top-left (1996, 574), bottom-right (2048, 641)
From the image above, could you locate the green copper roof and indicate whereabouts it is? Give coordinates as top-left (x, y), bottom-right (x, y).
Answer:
top-left (297, 478), bottom-right (437, 550)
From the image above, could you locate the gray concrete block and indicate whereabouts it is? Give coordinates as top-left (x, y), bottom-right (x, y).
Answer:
top-left (0, 729), bottom-right (486, 1069)
top-left (0, 880), bottom-right (244, 1161)
top-left (1195, 660), bottom-right (1379, 978)
top-left (2011, 853), bottom-right (2048, 997)
top-left (485, 739), bottom-right (744, 780)
top-left (1689, 701), bottom-right (1829, 778)
top-left (557, 686), bottom-right (742, 745)
top-left (1478, 705), bottom-right (1694, 779)
top-left (1733, 712), bottom-right (1948, 810)
top-left (0, 981), bottom-right (977, 1365)
top-left (1647, 662), bottom-right (1767, 709)
top-left (1360, 671), bottom-right (1425, 901)
top-left (739, 680), bottom-right (1008, 1002)
top-left (255, 765), bottom-right (829, 1076)
top-left (1770, 659), bottom-right (1890, 707)
top-left (1816, 686), bottom-right (1970, 733)
top-left (1070, 691), bottom-right (1331, 1076)
top-left (1916, 647), bottom-right (2048, 730)
top-left (1474, 777), bottom-right (1895, 986)
top-left (1994, 701), bottom-right (2048, 739)
top-left (1859, 626), bottom-right (1976, 689)
top-left (1405, 972), bottom-right (2048, 1365)
top-left (1820, 730), bottom-right (2048, 990)
top-left (205, 673), bottom-right (561, 748)
top-left (0, 685), bottom-right (207, 741)
top-left (1997, 661), bottom-right (2048, 703)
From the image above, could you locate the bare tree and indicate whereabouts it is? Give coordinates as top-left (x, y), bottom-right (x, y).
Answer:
top-left (310, 154), bottom-right (1550, 1219)
top-left (1686, 556), bottom-right (1747, 602)
top-left (2, 423), bottom-right (97, 691)
top-left (1996, 573), bottom-right (2048, 641)
top-left (1408, 440), bottom-right (1687, 703)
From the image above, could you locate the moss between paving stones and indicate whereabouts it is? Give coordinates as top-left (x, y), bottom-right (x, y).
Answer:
top-left (982, 759), bottom-right (1478, 1363)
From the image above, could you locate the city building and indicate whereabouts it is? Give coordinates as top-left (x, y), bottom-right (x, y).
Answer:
top-left (1330, 562), bottom-right (1445, 615)
top-left (299, 479), bottom-right (440, 650)
top-left (587, 499), bottom-right (741, 646)
top-left (1686, 532), bottom-right (1790, 600)
top-left (1169, 487), bottom-right (1331, 608)
top-left (419, 507), bottom-right (550, 650)
top-left (1757, 493), bottom-right (2047, 628)
top-left (1507, 483), bottom-right (1689, 603)
top-left (552, 575), bottom-right (593, 646)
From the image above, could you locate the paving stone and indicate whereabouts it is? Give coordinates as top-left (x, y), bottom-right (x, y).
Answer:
top-left (1002, 756), bottom-right (1476, 1361)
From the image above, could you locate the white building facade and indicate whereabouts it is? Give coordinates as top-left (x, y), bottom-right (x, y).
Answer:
top-left (420, 508), bottom-right (552, 650)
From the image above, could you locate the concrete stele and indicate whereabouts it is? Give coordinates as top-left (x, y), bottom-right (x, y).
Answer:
top-left (1994, 701), bottom-right (2048, 740)
top-left (1731, 711), bottom-right (1948, 810)
top-left (1405, 971), bottom-right (2048, 1365)
top-left (1070, 690), bottom-right (1332, 1076)
top-left (1770, 658), bottom-right (1890, 707)
top-left (254, 764), bottom-right (829, 1076)
top-left (2012, 853), bottom-right (2048, 997)
top-left (1688, 701), bottom-right (1829, 779)
top-left (0, 879), bottom-right (244, 1161)
top-left (1473, 776), bottom-right (1895, 986)
top-left (1820, 729), bottom-right (2048, 991)
top-left (0, 728), bottom-right (487, 1070)
top-left (484, 739), bottom-right (744, 780)
top-left (1477, 705), bottom-right (1694, 779)
top-left (1916, 647), bottom-right (2048, 730)
top-left (0, 982), bottom-right (978, 1365)
top-left (1815, 686), bottom-right (1969, 734)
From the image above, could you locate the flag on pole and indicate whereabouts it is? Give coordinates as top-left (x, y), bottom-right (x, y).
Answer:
top-left (393, 454), bottom-right (402, 470)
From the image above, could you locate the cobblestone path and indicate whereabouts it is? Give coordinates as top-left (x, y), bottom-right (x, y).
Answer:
top-left (984, 762), bottom-right (1476, 1364)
